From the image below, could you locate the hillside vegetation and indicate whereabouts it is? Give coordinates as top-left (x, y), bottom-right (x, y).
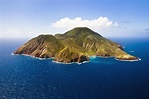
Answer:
top-left (14, 27), bottom-right (139, 63)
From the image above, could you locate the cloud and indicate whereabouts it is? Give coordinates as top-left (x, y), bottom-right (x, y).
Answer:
top-left (1, 27), bottom-right (34, 39)
top-left (51, 17), bottom-right (118, 31)
top-left (0, 27), bottom-right (20, 39)
top-left (144, 28), bottom-right (149, 34)
top-left (1, 27), bottom-right (21, 38)
top-left (145, 28), bottom-right (149, 31)
top-left (0, 17), bottom-right (119, 39)
top-left (7, 27), bottom-right (19, 34)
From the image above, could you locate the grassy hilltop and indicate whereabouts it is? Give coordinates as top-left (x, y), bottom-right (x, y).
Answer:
top-left (14, 27), bottom-right (139, 63)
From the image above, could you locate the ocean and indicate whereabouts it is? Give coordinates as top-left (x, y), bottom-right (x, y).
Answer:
top-left (0, 38), bottom-right (149, 99)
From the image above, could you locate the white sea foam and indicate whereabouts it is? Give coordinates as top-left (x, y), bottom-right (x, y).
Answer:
top-left (89, 56), bottom-right (97, 59)
top-left (115, 58), bottom-right (141, 62)
top-left (12, 53), bottom-right (141, 64)
top-left (11, 52), bottom-right (14, 55)
top-left (12, 53), bottom-right (51, 60)
top-left (12, 53), bottom-right (89, 64)
top-left (52, 60), bottom-right (89, 65)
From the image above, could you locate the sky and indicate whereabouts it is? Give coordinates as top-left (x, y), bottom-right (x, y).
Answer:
top-left (0, 0), bottom-right (149, 39)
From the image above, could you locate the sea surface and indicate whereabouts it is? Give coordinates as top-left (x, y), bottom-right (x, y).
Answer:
top-left (0, 38), bottom-right (149, 99)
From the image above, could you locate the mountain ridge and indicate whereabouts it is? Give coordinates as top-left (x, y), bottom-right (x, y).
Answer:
top-left (14, 27), bottom-right (139, 63)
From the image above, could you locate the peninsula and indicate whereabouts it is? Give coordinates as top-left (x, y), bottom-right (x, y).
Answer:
top-left (14, 27), bottom-right (139, 63)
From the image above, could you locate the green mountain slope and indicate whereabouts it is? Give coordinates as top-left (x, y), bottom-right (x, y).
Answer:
top-left (14, 35), bottom-right (64, 58)
top-left (14, 27), bottom-right (139, 63)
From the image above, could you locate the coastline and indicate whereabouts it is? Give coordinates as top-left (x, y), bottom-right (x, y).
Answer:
top-left (11, 53), bottom-right (52, 60)
top-left (12, 52), bottom-right (141, 64)
top-left (52, 60), bottom-right (89, 65)
top-left (89, 55), bottom-right (141, 62)
top-left (11, 52), bottom-right (89, 64)
top-left (115, 57), bottom-right (141, 62)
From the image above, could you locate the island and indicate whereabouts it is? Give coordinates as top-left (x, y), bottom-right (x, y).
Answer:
top-left (14, 27), bottom-right (139, 63)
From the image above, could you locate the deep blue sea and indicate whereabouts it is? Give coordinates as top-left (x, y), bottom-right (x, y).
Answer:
top-left (0, 38), bottom-right (149, 99)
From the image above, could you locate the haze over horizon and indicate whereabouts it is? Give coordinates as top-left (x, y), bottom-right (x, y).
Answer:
top-left (0, 0), bottom-right (149, 39)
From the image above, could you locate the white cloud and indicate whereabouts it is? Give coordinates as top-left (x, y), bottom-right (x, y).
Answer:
top-left (0, 27), bottom-right (21, 39)
top-left (0, 17), bottom-right (119, 39)
top-left (7, 27), bottom-right (20, 34)
top-left (51, 17), bottom-right (118, 31)
top-left (0, 27), bottom-right (35, 39)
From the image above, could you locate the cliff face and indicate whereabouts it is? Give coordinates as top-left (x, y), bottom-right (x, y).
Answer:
top-left (54, 47), bottom-right (89, 63)
top-left (14, 35), bottom-right (64, 58)
top-left (14, 27), bottom-right (139, 63)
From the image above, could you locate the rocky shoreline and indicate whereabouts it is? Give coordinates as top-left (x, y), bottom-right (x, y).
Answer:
top-left (12, 52), bottom-right (140, 64)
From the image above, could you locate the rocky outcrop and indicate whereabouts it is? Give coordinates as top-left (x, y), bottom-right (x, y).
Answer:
top-left (54, 47), bottom-right (89, 63)
top-left (116, 55), bottom-right (139, 61)
top-left (14, 27), bottom-right (139, 63)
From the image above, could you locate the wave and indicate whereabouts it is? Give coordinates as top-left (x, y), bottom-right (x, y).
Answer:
top-left (12, 53), bottom-right (89, 65)
top-left (12, 53), bottom-right (141, 64)
top-left (11, 53), bottom-right (52, 60)
top-left (115, 58), bottom-right (141, 62)
top-left (89, 56), bottom-right (97, 59)
top-left (52, 60), bottom-right (89, 65)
